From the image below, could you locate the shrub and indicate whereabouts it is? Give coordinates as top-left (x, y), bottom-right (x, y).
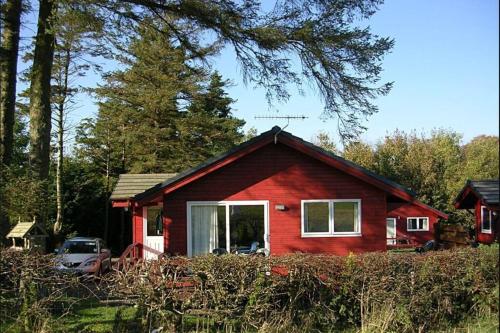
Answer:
top-left (108, 247), bottom-right (499, 332)
top-left (0, 250), bottom-right (92, 333)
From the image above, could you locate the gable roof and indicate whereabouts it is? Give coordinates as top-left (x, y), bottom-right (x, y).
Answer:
top-left (110, 173), bottom-right (177, 201)
top-left (454, 179), bottom-right (500, 209)
top-left (133, 127), bottom-right (422, 203)
top-left (7, 222), bottom-right (47, 238)
top-left (129, 127), bottom-right (447, 218)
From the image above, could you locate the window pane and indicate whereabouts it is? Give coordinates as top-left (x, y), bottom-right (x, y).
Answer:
top-left (147, 207), bottom-right (161, 236)
top-left (334, 202), bottom-right (358, 232)
top-left (482, 207), bottom-right (491, 230)
top-left (408, 218), bottom-right (418, 230)
top-left (420, 218), bottom-right (428, 230)
top-left (217, 206), bottom-right (226, 250)
top-left (304, 202), bottom-right (329, 233)
top-left (229, 205), bottom-right (264, 250)
top-left (191, 205), bottom-right (218, 256)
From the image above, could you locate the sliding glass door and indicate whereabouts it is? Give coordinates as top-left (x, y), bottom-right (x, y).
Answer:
top-left (190, 205), bottom-right (218, 256)
top-left (187, 201), bottom-right (269, 257)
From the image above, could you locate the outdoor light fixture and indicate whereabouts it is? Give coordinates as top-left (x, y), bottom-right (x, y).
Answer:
top-left (275, 204), bottom-right (286, 211)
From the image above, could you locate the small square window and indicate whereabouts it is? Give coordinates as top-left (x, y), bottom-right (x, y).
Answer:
top-left (304, 202), bottom-right (329, 233)
top-left (334, 202), bottom-right (359, 233)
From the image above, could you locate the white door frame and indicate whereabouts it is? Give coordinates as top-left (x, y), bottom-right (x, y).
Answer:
top-left (143, 205), bottom-right (164, 260)
top-left (386, 218), bottom-right (397, 245)
top-left (187, 200), bottom-right (269, 257)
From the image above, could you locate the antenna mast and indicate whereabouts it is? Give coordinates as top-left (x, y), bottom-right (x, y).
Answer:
top-left (254, 115), bottom-right (308, 144)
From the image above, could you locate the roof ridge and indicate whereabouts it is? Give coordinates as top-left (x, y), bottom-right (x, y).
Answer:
top-left (133, 127), bottom-right (420, 203)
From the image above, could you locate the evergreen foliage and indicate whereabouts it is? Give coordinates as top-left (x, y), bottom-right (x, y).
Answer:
top-left (92, 0), bottom-right (394, 140)
top-left (79, 21), bottom-right (244, 174)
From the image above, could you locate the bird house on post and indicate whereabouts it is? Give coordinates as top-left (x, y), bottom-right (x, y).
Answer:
top-left (6, 217), bottom-right (48, 253)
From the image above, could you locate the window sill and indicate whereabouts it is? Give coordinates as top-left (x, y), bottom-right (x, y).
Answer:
top-left (407, 229), bottom-right (429, 232)
top-left (481, 229), bottom-right (492, 234)
top-left (301, 233), bottom-right (362, 238)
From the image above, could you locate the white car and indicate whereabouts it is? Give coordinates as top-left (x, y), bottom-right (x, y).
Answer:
top-left (55, 237), bottom-right (112, 275)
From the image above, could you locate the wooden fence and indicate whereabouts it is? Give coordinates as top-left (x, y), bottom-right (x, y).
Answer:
top-left (436, 224), bottom-right (471, 248)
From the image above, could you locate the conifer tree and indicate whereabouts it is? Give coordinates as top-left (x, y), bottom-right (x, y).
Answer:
top-left (83, 21), bottom-right (244, 174)
top-left (90, 0), bottom-right (393, 140)
top-left (1, 0), bottom-right (22, 166)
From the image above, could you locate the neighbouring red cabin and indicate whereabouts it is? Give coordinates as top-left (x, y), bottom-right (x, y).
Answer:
top-left (111, 127), bottom-right (447, 258)
top-left (454, 180), bottom-right (499, 244)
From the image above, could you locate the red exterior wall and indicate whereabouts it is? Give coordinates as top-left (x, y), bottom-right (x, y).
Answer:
top-left (475, 201), bottom-right (499, 244)
top-left (161, 143), bottom-right (388, 256)
top-left (387, 202), bottom-right (440, 245)
top-left (132, 206), bottom-right (143, 244)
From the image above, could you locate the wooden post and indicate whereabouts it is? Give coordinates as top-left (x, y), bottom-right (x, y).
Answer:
top-left (120, 208), bottom-right (125, 251)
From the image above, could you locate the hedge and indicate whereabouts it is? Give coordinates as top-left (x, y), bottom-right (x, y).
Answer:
top-left (109, 247), bottom-right (499, 332)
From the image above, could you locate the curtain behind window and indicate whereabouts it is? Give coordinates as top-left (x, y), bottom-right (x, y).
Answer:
top-left (191, 205), bottom-right (218, 256)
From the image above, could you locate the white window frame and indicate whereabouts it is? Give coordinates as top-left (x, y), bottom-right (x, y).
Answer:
top-left (406, 217), bottom-right (429, 232)
top-left (186, 200), bottom-right (269, 257)
top-left (301, 200), bottom-right (331, 236)
top-left (301, 199), bottom-right (362, 238)
top-left (480, 206), bottom-right (492, 234)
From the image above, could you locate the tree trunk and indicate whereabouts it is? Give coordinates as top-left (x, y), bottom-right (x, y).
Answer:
top-left (29, 0), bottom-right (56, 227)
top-left (29, 0), bottom-right (56, 182)
top-left (53, 47), bottom-right (71, 237)
top-left (0, 0), bottom-right (22, 166)
top-left (104, 128), bottom-right (111, 242)
top-left (0, 0), bottom-right (22, 242)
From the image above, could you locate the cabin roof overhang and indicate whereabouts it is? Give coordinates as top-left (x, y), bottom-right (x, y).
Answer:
top-left (131, 127), bottom-right (444, 219)
top-left (110, 173), bottom-right (177, 205)
top-left (454, 179), bottom-right (500, 210)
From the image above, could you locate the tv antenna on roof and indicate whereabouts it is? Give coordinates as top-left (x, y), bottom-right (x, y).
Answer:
top-left (254, 115), bottom-right (308, 143)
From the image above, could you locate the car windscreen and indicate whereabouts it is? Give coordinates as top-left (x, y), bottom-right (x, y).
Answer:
top-left (61, 241), bottom-right (97, 254)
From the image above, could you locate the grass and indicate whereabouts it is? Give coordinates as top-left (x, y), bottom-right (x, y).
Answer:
top-left (57, 299), bottom-right (139, 332)
top-left (0, 298), bottom-right (139, 333)
top-left (441, 314), bottom-right (499, 333)
top-left (2, 299), bottom-right (497, 333)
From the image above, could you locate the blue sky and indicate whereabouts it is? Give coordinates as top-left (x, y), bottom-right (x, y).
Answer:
top-left (19, 0), bottom-right (499, 147)
top-left (213, 0), bottom-right (499, 145)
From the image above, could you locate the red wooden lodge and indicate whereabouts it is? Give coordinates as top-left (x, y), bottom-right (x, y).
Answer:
top-left (454, 180), bottom-right (499, 244)
top-left (111, 127), bottom-right (447, 258)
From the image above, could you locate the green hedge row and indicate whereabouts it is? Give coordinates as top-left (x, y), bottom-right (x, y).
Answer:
top-left (112, 247), bottom-right (499, 332)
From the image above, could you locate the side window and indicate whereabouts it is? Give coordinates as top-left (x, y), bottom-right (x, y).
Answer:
top-left (303, 201), bottom-right (330, 234)
top-left (147, 206), bottom-right (162, 236)
top-left (301, 200), bottom-right (361, 237)
top-left (407, 217), bottom-right (429, 231)
top-left (481, 206), bottom-right (492, 233)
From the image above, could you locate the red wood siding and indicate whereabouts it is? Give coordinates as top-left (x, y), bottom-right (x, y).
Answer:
top-left (162, 143), bottom-right (388, 256)
top-left (132, 206), bottom-right (143, 245)
top-left (387, 202), bottom-right (440, 245)
top-left (475, 201), bottom-right (498, 244)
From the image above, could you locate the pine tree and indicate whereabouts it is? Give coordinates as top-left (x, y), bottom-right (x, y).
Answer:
top-left (0, 0), bottom-right (22, 166)
top-left (0, 0), bottom-right (23, 240)
top-left (83, 21), bottom-right (244, 175)
top-left (92, 0), bottom-right (393, 140)
top-left (29, 0), bottom-right (57, 183)
top-left (179, 72), bottom-right (245, 166)
top-left (51, 4), bottom-right (104, 236)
